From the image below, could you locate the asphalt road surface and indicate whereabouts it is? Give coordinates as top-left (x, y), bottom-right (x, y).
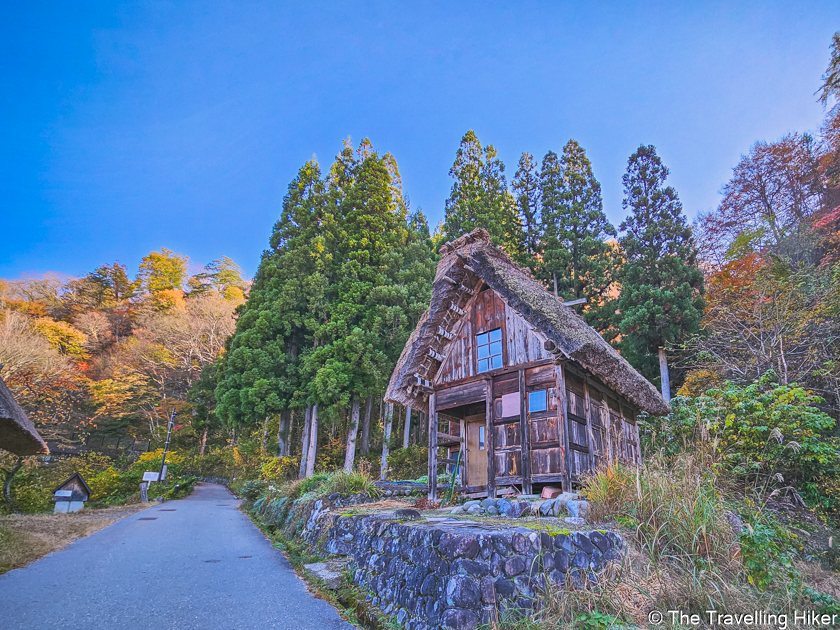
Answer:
top-left (0, 483), bottom-right (353, 630)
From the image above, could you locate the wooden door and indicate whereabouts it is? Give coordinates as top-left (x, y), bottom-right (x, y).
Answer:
top-left (465, 417), bottom-right (488, 485)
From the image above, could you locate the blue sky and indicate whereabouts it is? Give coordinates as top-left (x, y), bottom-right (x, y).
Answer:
top-left (2, 2), bottom-right (838, 280)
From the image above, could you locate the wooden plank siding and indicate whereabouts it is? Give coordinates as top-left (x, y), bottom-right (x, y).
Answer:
top-left (564, 371), bottom-right (591, 482)
top-left (427, 393), bottom-right (437, 500)
top-left (491, 369), bottom-right (522, 484)
top-left (437, 288), bottom-right (551, 386)
top-left (518, 369), bottom-right (532, 494)
top-left (505, 305), bottom-right (552, 366)
top-left (556, 364), bottom-right (572, 492)
top-left (435, 310), bottom-right (475, 385)
top-left (435, 380), bottom-right (486, 411)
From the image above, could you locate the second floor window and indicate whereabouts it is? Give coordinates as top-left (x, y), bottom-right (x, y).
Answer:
top-left (477, 328), bottom-right (503, 372)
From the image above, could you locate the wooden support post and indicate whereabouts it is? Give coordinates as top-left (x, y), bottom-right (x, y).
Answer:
top-left (555, 363), bottom-right (572, 492)
top-left (428, 393), bottom-right (438, 500)
top-left (634, 417), bottom-right (642, 465)
top-left (519, 369), bottom-right (532, 494)
top-left (604, 397), bottom-right (614, 465)
top-left (485, 377), bottom-right (495, 498)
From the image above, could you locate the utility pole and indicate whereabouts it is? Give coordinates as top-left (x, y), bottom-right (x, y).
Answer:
top-left (159, 408), bottom-right (176, 482)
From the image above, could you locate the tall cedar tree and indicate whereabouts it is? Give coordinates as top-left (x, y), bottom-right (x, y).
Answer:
top-left (614, 145), bottom-right (704, 399)
top-left (443, 131), bottom-right (525, 258)
top-left (214, 160), bottom-right (329, 436)
top-left (539, 140), bottom-right (617, 330)
top-left (305, 140), bottom-right (435, 471)
top-left (512, 152), bottom-right (541, 266)
top-left (216, 141), bottom-right (434, 473)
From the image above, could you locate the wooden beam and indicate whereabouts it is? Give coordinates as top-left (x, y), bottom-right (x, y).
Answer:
top-left (459, 285), bottom-right (476, 295)
top-left (442, 275), bottom-right (458, 285)
top-left (428, 349), bottom-right (445, 362)
top-left (555, 363), bottom-right (572, 492)
top-left (519, 369), bottom-right (532, 494)
top-left (448, 303), bottom-right (466, 316)
top-left (436, 326), bottom-right (455, 341)
top-left (428, 392), bottom-right (437, 500)
top-left (436, 432), bottom-right (460, 447)
top-left (485, 377), bottom-right (495, 498)
top-left (459, 416), bottom-right (466, 486)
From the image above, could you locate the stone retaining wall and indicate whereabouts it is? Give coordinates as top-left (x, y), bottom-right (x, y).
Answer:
top-left (300, 498), bottom-right (623, 630)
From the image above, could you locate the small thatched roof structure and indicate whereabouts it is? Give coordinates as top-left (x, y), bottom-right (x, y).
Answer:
top-left (0, 376), bottom-right (48, 455)
top-left (386, 228), bottom-right (671, 416)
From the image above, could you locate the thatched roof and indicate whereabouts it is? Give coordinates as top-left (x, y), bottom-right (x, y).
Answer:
top-left (385, 228), bottom-right (671, 416)
top-left (0, 376), bottom-right (48, 455)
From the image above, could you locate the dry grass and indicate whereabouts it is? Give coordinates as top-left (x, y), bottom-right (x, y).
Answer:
top-left (0, 504), bottom-right (149, 574)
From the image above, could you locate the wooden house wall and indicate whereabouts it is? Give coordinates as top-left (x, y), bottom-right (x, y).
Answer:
top-left (436, 315), bottom-right (475, 385)
top-left (525, 364), bottom-right (562, 480)
top-left (561, 365), bottom-right (642, 484)
top-left (428, 286), bottom-right (643, 496)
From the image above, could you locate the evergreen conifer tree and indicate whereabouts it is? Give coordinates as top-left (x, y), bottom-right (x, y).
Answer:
top-left (512, 152), bottom-right (541, 266)
top-left (443, 131), bottom-right (524, 256)
top-left (540, 140), bottom-right (617, 329)
top-left (614, 145), bottom-right (704, 400)
top-left (213, 140), bottom-right (434, 475)
top-left (214, 160), bottom-right (329, 438)
top-left (304, 140), bottom-right (435, 472)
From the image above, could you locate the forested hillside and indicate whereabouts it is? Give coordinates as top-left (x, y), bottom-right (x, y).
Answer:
top-left (0, 253), bottom-right (247, 450)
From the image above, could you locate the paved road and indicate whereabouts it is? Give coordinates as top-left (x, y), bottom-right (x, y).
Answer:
top-left (0, 483), bottom-right (353, 630)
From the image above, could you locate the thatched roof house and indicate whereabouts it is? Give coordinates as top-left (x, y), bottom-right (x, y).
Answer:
top-left (385, 228), bottom-right (668, 497)
top-left (0, 376), bottom-right (48, 455)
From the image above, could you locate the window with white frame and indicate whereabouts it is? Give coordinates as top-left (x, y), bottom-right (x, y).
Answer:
top-left (476, 328), bottom-right (503, 373)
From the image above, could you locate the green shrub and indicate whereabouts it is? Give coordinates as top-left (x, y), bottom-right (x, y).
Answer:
top-left (241, 480), bottom-right (267, 501)
top-left (259, 456), bottom-right (299, 483)
top-left (739, 516), bottom-right (800, 591)
top-left (322, 471), bottom-right (382, 498)
top-left (386, 445), bottom-right (427, 480)
top-left (643, 372), bottom-right (840, 494)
